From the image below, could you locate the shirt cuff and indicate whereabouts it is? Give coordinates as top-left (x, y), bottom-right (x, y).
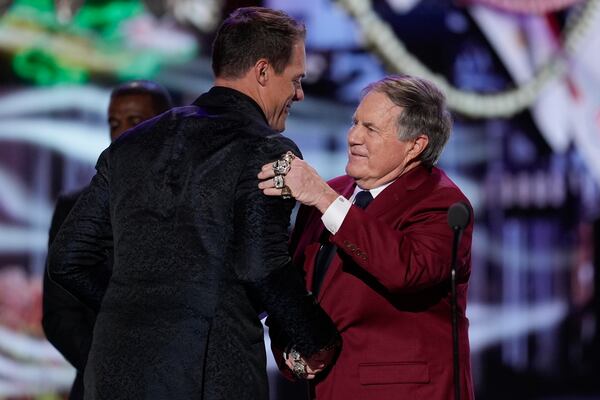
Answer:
top-left (321, 196), bottom-right (351, 234)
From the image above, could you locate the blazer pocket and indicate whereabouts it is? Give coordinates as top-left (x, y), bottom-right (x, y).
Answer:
top-left (358, 362), bottom-right (430, 385)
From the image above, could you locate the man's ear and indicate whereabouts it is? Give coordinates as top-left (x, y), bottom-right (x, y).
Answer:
top-left (408, 134), bottom-right (429, 159)
top-left (254, 59), bottom-right (269, 86)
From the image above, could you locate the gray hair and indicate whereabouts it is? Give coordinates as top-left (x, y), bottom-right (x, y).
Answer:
top-left (363, 75), bottom-right (452, 168)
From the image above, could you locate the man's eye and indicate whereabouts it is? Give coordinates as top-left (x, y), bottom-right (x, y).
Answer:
top-left (130, 117), bottom-right (143, 126)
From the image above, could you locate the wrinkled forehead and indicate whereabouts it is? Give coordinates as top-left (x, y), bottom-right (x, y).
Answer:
top-left (357, 91), bottom-right (401, 117)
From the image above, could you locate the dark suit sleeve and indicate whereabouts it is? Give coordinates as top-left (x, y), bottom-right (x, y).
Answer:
top-left (331, 187), bottom-right (473, 293)
top-left (234, 138), bottom-right (339, 357)
top-left (47, 193), bottom-right (78, 245)
top-left (42, 193), bottom-right (96, 370)
top-left (265, 202), bottom-right (317, 376)
top-left (48, 150), bottom-right (112, 313)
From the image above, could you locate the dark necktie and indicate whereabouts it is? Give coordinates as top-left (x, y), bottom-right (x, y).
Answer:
top-left (312, 190), bottom-right (374, 295)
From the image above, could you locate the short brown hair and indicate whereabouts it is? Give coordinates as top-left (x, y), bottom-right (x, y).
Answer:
top-left (212, 7), bottom-right (306, 79)
top-left (364, 75), bottom-right (452, 168)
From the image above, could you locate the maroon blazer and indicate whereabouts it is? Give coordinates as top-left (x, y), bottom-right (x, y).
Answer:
top-left (288, 165), bottom-right (474, 400)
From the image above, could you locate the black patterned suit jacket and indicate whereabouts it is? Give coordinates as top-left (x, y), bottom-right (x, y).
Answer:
top-left (49, 87), bottom-right (338, 399)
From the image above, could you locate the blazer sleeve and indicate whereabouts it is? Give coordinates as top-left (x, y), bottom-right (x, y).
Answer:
top-left (234, 137), bottom-right (340, 357)
top-left (331, 187), bottom-right (473, 293)
top-left (48, 149), bottom-right (113, 312)
top-left (42, 266), bottom-right (95, 370)
top-left (42, 194), bottom-right (96, 370)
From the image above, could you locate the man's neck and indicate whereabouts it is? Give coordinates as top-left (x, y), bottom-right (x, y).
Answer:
top-left (214, 77), bottom-right (264, 113)
top-left (213, 77), bottom-right (270, 124)
top-left (355, 160), bottom-right (421, 190)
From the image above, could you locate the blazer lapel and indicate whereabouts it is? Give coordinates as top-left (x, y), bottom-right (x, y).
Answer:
top-left (364, 165), bottom-right (432, 219)
top-left (315, 179), bottom-right (356, 301)
top-left (315, 167), bottom-right (432, 300)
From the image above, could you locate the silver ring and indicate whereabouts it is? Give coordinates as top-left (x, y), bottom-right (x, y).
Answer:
top-left (292, 359), bottom-right (307, 378)
top-left (273, 159), bottom-right (291, 175)
top-left (290, 350), bottom-right (307, 379)
top-left (272, 152), bottom-right (296, 175)
top-left (288, 348), bottom-right (306, 378)
top-left (289, 349), bottom-right (301, 361)
top-left (273, 175), bottom-right (285, 189)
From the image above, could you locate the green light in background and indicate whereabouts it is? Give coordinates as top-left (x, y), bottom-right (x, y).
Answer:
top-left (73, 1), bottom-right (144, 39)
top-left (13, 48), bottom-right (88, 84)
top-left (1, 0), bottom-right (196, 85)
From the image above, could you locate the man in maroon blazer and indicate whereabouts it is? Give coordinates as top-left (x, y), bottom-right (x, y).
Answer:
top-left (259, 74), bottom-right (474, 399)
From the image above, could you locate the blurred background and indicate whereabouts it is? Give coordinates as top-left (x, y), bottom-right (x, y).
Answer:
top-left (1, 0), bottom-right (600, 399)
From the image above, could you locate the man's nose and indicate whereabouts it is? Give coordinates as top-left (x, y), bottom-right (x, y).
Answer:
top-left (347, 125), bottom-right (362, 145)
top-left (293, 86), bottom-right (304, 102)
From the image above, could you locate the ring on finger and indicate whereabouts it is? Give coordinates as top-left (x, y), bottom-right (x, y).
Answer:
top-left (282, 151), bottom-right (295, 164)
top-left (292, 359), bottom-right (307, 378)
top-left (273, 159), bottom-right (291, 175)
top-left (273, 175), bottom-right (285, 189)
top-left (281, 185), bottom-right (293, 200)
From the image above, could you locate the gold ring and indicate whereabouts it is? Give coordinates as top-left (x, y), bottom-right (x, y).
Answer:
top-left (281, 186), bottom-right (293, 200)
top-left (282, 151), bottom-right (296, 164)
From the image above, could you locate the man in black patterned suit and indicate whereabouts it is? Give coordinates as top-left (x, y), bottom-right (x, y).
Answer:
top-left (48, 7), bottom-right (339, 400)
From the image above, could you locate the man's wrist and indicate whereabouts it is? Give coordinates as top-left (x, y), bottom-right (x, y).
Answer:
top-left (315, 188), bottom-right (339, 214)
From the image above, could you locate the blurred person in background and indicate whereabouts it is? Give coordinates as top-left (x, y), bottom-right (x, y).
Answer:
top-left (48, 7), bottom-right (339, 400)
top-left (42, 80), bottom-right (172, 400)
top-left (107, 80), bottom-right (173, 141)
top-left (260, 75), bottom-right (474, 400)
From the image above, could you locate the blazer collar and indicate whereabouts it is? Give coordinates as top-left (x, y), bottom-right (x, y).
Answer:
top-left (192, 86), bottom-right (270, 129)
top-left (394, 164), bottom-right (433, 192)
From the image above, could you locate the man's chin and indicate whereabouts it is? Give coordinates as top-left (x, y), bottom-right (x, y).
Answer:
top-left (345, 164), bottom-right (360, 179)
top-left (271, 120), bottom-right (286, 133)
top-left (346, 157), bottom-right (366, 170)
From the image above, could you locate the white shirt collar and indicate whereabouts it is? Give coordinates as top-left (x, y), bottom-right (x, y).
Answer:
top-left (351, 180), bottom-right (395, 202)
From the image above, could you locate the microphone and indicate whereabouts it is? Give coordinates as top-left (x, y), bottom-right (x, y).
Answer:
top-left (448, 202), bottom-right (470, 231)
top-left (447, 201), bottom-right (471, 400)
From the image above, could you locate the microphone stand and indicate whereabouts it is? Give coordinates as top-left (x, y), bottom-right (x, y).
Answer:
top-left (448, 201), bottom-right (470, 400)
top-left (450, 226), bottom-right (462, 400)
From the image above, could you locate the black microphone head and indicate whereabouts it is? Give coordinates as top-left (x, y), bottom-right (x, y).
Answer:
top-left (448, 202), bottom-right (470, 230)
